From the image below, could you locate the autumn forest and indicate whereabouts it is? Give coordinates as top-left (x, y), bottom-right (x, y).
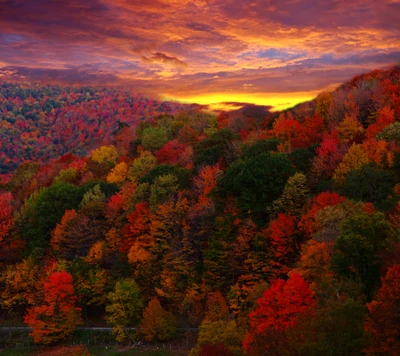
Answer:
top-left (0, 65), bottom-right (399, 355)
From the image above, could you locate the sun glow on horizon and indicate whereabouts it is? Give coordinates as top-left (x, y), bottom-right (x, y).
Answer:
top-left (163, 90), bottom-right (322, 112)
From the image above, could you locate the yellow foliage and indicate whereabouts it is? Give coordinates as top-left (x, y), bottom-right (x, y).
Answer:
top-left (316, 92), bottom-right (333, 122)
top-left (333, 143), bottom-right (369, 184)
top-left (140, 298), bottom-right (177, 341)
top-left (90, 145), bottom-right (118, 165)
top-left (189, 320), bottom-right (245, 356)
top-left (106, 162), bottom-right (128, 183)
top-left (1, 258), bottom-right (39, 308)
top-left (337, 116), bottom-right (364, 143)
top-left (128, 150), bottom-right (157, 182)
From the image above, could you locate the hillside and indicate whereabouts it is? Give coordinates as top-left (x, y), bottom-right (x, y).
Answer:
top-left (1, 65), bottom-right (400, 355)
top-left (0, 83), bottom-right (201, 174)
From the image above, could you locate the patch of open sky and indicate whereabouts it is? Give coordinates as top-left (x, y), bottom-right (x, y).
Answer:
top-left (1, 33), bottom-right (25, 43)
top-left (257, 48), bottom-right (308, 60)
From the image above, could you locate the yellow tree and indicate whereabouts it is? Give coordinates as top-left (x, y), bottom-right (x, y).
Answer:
top-left (336, 116), bottom-right (364, 143)
top-left (333, 143), bottom-right (369, 184)
top-left (106, 162), bottom-right (128, 184)
top-left (140, 298), bottom-right (177, 341)
top-left (105, 278), bottom-right (144, 341)
top-left (90, 145), bottom-right (118, 165)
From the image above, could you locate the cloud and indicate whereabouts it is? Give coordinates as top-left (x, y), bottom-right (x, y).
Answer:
top-left (0, 0), bottom-right (398, 110)
top-left (0, 65), bottom-right (120, 85)
top-left (140, 52), bottom-right (187, 68)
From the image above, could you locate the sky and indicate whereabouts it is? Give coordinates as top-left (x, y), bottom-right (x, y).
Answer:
top-left (0, 0), bottom-right (399, 111)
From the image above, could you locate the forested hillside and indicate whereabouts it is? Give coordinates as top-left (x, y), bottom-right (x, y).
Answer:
top-left (0, 83), bottom-right (199, 174)
top-left (1, 66), bottom-right (400, 355)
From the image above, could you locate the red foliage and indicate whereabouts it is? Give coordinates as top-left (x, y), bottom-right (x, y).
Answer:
top-left (267, 214), bottom-right (299, 277)
top-left (299, 192), bottom-right (346, 238)
top-left (0, 192), bottom-right (13, 241)
top-left (24, 271), bottom-right (82, 344)
top-left (34, 345), bottom-right (90, 356)
top-left (363, 202), bottom-right (375, 215)
top-left (200, 343), bottom-right (234, 356)
top-left (155, 140), bottom-right (187, 165)
top-left (106, 193), bottom-right (125, 221)
top-left (273, 114), bottom-right (325, 149)
top-left (194, 164), bottom-right (221, 195)
top-left (366, 106), bottom-right (395, 139)
top-left (243, 273), bottom-right (315, 355)
top-left (312, 135), bottom-right (347, 179)
top-left (316, 137), bottom-right (339, 157)
top-left (273, 114), bottom-right (302, 146)
top-left (365, 265), bottom-right (400, 355)
top-left (294, 114), bottom-right (325, 148)
top-left (217, 112), bottom-right (229, 129)
top-left (0, 83), bottom-right (196, 173)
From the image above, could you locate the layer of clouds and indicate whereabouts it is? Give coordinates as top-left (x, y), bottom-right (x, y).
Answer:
top-left (0, 0), bottom-right (399, 109)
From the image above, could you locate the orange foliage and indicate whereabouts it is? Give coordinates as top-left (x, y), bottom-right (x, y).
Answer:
top-left (51, 209), bottom-right (78, 254)
top-left (123, 202), bottom-right (155, 264)
top-left (194, 164), bottom-right (221, 195)
top-left (24, 271), bottom-right (82, 344)
top-left (85, 241), bottom-right (106, 264)
top-left (333, 143), bottom-right (369, 183)
top-left (362, 138), bottom-right (395, 168)
top-left (122, 202), bottom-right (152, 253)
top-left (290, 239), bottom-right (332, 287)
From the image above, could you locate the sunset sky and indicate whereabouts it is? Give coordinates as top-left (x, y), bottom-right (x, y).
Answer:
top-left (1, 0), bottom-right (399, 111)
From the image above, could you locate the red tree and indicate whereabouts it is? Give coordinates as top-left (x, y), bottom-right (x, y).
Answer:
top-left (0, 192), bottom-right (13, 241)
top-left (24, 271), bottom-right (82, 344)
top-left (155, 140), bottom-right (187, 165)
top-left (267, 214), bottom-right (299, 277)
top-left (243, 273), bottom-right (315, 355)
top-left (365, 265), bottom-right (400, 355)
top-left (299, 191), bottom-right (346, 238)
